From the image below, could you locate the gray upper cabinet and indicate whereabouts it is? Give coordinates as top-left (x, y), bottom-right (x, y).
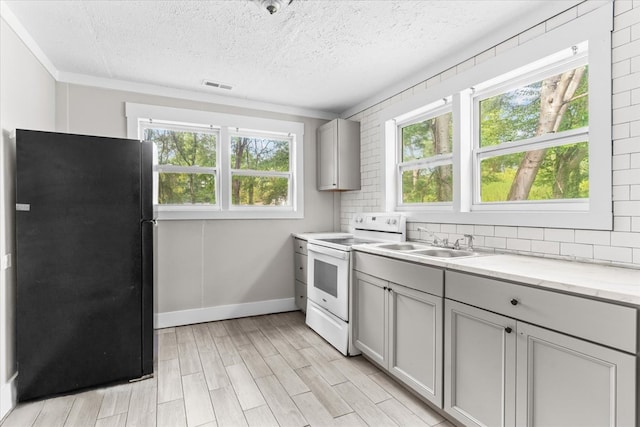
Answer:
top-left (317, 119), bottom-right (360, 191)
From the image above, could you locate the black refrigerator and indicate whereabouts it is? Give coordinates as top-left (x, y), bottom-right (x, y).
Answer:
top-left (15, 129), bottom-right (154, 401)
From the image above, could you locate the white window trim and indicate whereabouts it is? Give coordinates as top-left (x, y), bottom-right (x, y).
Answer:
top-left (126, 103), bottom-right (304, 220)
top-left (396, 102), bottom-right (454, 211)
top-left (381, 3), bottom-right (612, 230)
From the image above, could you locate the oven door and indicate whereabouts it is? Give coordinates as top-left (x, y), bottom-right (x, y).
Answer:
top-left (306, 243), bottom-right (350, 321)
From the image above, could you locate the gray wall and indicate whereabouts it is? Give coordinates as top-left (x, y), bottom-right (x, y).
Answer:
top-left (55, 83), bottom-right (338, 324)
top-left (0, 17), bottom-right (56, 417)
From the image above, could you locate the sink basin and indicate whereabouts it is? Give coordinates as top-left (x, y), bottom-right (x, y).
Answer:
top-left (412, 249), bottom-right (478, 258)
top-left (376, 243), bottom-right (428, 251)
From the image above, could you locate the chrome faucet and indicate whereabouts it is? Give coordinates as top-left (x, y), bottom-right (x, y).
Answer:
top-left (417, 227), bottom-right (440, 246)
top-left (464, 234), bottom-right (474, 251)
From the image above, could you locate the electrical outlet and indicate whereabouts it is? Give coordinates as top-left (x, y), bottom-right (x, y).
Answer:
top-left (2, 254), bottom-right (11, 270)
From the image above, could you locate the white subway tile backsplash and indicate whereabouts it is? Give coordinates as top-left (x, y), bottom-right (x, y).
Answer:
top-left (614, 200), bottom-right (640, 215)
top-left (456, 224), bottom-right (474, 235)
top-left (613, 91), bottom-right (632, 108)
top-left (495, 36), bottom-right (519, 55)
top-left (560, 242), bottom-right (594, 259)
top-left (613, 27), bottom-right (632, 47)
top-left (531, 240), bottom-right (560, 255)
top-left (518, 227), bottom-right (544, 240)
top-left (575, 230), bottom-right (612, 246)
top-left (519, 23), bottom-right (545, 44)
top-left (495, 226), bottom-right (518, 238)
top-left (341, 2), bottom-right (640, 266)
top-left (441, 224), bottom-right (457, 234)
top-left (544, 228), bottom-right (575, 242)
top-left (484, 236), bottom-right (507, 249)
top-left (507, 238), bottom-right (531, 252)
top-left (546, 7), bottom-right (577, 31)
top-left (593, 245), bottom-right (633, 263)
top-left (475, 48), bottom-right (496, 64)
top-left (613, 185), bottom-right (631, 200)
top-left (615, 0), bottom-right (633, 16)
top-left (610, 231), bottom-right (640, 247)
top-left (615, 216), bottom-right (632, 232)
top-left (473, 225), bottom-right (495, 236)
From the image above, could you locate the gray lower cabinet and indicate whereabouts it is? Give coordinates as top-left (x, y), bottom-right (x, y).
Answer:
top-left (445, 270), bottom-right (638, 427)
top-left (516, 322), bottom-right (636, 427)
top-left (353, 268), bottom-right (443, 407)
top-left (444, 299), bottom-right (516, 427)
top-left (293, 238), bottom-right (307, 312)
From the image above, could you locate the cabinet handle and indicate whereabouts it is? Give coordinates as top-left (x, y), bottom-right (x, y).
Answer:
top-left (299, 267), bottom-right (303, 270)
top-left (383, 286), bottom-right (388, 291)
top-left (510, 298), bottom-right (519, 306)
top-left (388, 287), bottom-right (392, 293)
top-left (505, 327), bottom-right (513, 334)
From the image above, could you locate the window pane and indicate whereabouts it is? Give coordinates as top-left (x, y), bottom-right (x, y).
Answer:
top-left (231, 175), bottom-right (289, 206)
top-left (159, 173), bottom-right (216, 205)
top-left (144, 128), bottom-right (217, 167)
top-left (402, 112), bottom-right (453, 162)
top-left (401, 165), bottom-right (453, 204)
top-left (230, 136), bottom-right (289, 171)
top-left (479, 65), bottom-right (588, 147)
top-left (480, 141), bottom-right (589, 202)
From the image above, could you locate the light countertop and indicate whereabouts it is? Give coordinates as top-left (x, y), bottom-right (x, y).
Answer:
top-left (353, 244), bottom-right (640, 307)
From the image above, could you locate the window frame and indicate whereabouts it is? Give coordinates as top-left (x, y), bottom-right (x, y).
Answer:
top-left (227, 128), bottom-right (294, 209)
top-left (381, 3), bottom-right (612, 230)
top-left (396, 101), bottom-right (454, 210)
top-left (471, 50), bottom-right (590, 210)
top-left (126, 103), bottom-right (304, 220)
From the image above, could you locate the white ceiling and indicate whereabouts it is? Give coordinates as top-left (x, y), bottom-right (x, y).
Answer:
top-left (3, 0), bottom-right (581, 117)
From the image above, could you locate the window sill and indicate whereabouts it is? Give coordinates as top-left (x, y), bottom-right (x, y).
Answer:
top-left (156, 206), bottom-right (303, 220)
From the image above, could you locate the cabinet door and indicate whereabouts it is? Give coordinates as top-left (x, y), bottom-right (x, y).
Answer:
top-left (388, 283), bottom-right (442, 407)
top-left (516, 322), bottom-right (636, 427)
top-left (294, 252), bottom-right (307, 283)
top-left (294, 280), bottom-right (307, 313)
top-left (444, 300), bottom-right (516, 427)
top-left (352, 272), bottom-right (387, 367)
top-left (317, 120), bottom-right (337, 190)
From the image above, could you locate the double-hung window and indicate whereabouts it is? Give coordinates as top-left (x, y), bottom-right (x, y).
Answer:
top-left (229, 130), bottom-right (292, 207)
top-left (396, 100), bottom-right (453, 208)
top-left (141, 121), bottom-right (219, 207)
top-left (126, 103), bottom-right (304, 220)
top-left (382, 3), bottom-right (611, 229)
top-left (473, 43), bottom-right (589, 209)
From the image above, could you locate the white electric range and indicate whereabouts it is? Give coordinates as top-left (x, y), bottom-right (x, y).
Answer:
top-left (302, 213), bottom-right (406, 355)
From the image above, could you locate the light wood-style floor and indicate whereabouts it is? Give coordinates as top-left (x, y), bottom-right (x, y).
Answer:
top-left (1, 311), bottom-right (453, 427)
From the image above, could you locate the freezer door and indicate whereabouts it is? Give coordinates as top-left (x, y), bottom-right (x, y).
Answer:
top-left (15, 129), bottom-right (148, 401)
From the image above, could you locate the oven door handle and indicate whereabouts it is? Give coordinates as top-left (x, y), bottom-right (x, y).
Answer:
top-left (307, 243), bottom-right (350, 260)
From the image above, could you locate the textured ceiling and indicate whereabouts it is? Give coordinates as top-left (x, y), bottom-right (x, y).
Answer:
top-left (4, 0), bottom-right (581, 116)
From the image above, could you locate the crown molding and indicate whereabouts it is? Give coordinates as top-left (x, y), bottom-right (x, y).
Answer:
top-left (58, 71), bottom-right (338, 120)
top-left (1, 0), bottom-right (337, 121)
top-left (1, 0), bottom-right (58, 80)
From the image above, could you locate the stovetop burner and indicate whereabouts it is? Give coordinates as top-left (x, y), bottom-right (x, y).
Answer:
top-left (316, 237), bottom-right (379, 247)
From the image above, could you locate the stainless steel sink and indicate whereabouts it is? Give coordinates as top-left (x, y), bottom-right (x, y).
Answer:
top-left (412, 249), bottom-right (478, 258)
top-left (376, 243), bottom-right (428, 251)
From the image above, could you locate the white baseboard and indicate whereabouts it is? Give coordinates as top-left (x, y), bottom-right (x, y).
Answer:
top-left (154, 298), bottom-right (297, 329)
top-left (0, 374), bottom-right (16, 421)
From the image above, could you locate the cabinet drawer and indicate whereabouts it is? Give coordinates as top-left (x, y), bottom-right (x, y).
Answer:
top-left (294, 238), bottom-right (307, 255)
top-left (445, 271), bottom-right (638, 353)
top-left (354, 252), bottom-right (443, 296)
top-left (294, 253), bottom-right (307, 283)
top-left (295, 280), bottom-right (307, 312)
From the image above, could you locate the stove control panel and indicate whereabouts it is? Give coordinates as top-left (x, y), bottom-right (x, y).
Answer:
top-left (352, 213), bottom-right (406, 235)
